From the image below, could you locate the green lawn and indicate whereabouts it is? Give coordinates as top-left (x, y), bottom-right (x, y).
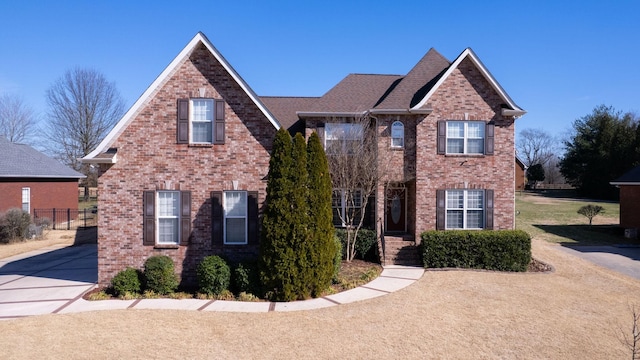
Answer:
top-left (515, 190), bottom-right (635, 246)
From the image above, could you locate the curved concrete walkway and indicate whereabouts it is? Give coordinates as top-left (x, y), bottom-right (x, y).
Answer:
top-left (0, 244), bottom-right (424, 319)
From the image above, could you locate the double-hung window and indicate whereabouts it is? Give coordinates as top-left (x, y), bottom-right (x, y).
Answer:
top-left (445, 190), bottom-right (484, 229)
top-left (446, 121), bottom-right (485, 154)
top-left (332, 189), bottom-right (362, 227)
top-left (191, 99), bottom-right (214, 143)
top-left (157, 191), bottom-right (180, 244)
top-left (21, 187), bottom-right (30, 213)
top-left (224, 191), bottom-right (247, 245)
top-left (324, 123), bottom-right (363, 154)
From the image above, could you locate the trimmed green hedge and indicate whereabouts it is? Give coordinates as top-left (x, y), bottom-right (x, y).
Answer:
top-left (420, 230), bottom-right (531, 272)
top-left (335, 228), bottom-right (377, 261)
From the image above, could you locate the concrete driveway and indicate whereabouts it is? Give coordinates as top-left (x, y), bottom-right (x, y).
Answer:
top-left (558, 244), bottom-right (640, 280)
top-left (0, 244), bottom-right (97, 319)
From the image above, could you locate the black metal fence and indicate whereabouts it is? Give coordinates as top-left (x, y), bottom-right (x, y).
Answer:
top-left (33, 208), bottom-right (98, 230)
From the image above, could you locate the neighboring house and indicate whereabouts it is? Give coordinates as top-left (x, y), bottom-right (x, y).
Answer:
top-left (0, 136), bottom-right (85, 215)
top-left (610, 165), bottom-right (640, 235)
top-left (83, 32), bottom-right (525, 286)
top-left (515, 156), bottom-right (527, 191)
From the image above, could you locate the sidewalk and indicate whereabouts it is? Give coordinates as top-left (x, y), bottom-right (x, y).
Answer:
top-left (0, 244), bottom-right (424, 319)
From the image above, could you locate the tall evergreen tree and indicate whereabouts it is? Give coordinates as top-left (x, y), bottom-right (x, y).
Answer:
top-left (259, 128), bottom-right (297, 301)
top-left (290, 133), bottom-right (311, 298)
top-left (306, 132), bottom-right (337, 296)
top-left (560, 105), bottom-right (640, 199)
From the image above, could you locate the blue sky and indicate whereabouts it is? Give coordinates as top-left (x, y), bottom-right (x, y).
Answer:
top-left (1, 1), bottom-right (638, 148)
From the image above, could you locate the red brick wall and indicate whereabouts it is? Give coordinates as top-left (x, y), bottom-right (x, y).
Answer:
top-left (96, 43), bottom-right (276, 286)
top-left (515, 161), bottom-right (526, 191)
top-left (0, 179), bottom-right (79, 215)
top-left (413, 58), bottom-right (516, 239)
top-left (620, 186), bottom-right (640, 229)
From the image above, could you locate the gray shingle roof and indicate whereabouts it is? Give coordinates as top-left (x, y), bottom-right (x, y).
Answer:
top-left (308, 74), bottom-right (403, 112)
top-left (260, 96), bottom-right (318, 130)
top-left (0, 137), bottom-right (85, 178)
top-left (611, 165), bottom-right (640, 184)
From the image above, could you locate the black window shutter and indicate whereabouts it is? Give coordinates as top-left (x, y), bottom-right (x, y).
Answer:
top-left (437, 121), bottom-right (446, 155)
top-left (247, 191), bottom-right (259, 245)
top-left (485, 189), bottom-right (494, 230)
top-left (143, 191), bottom-right (155, 245)
top-left (485, 123), bottom-right (495, 155)
top-left (211, 191), bottom-right (223, 245)
top-left (180, 191), bottom-right (191, 245)
top-left (177, 99), bottom-right (189, 144)
top-left (436, 189), bottom-right (445, 230)
top-left (214, 100), bottom-right (225, 144)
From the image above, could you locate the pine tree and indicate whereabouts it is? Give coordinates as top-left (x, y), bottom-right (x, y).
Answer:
top-left (306, 132), bottom-right (337, 296)
top-left (259, 128), bottom-right (298, 301)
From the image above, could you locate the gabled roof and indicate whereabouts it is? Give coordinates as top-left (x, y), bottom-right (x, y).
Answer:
top-left (611, 165), bottom-right (640, 186)
top-left (374, 48), bottom-right (450, 110)
top-left (411, 48), bottom-right (525, 116)
top-left (83, 32), bottom-right (280, 163)
top-left (0, 137), bottom-right (85, 179)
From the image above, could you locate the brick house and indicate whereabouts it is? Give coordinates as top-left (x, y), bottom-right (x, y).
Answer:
top-left (610, 165), bottom-right (640, 236)
top-left (83, 32), bottom-right (525, 285)
top-left (0, 136), bottom-right (84, 216)
top-left (516, 156), bottom-right (527, 191)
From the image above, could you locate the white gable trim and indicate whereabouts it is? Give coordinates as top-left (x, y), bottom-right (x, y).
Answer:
top-left (411, 48), bottom-right (525, 114)
top-left (83, 32), bottom-right (280, 162)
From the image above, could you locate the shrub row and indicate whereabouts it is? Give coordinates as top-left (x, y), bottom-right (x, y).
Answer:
top-left (335, 228), bottom-right (377, 261)
top-left (111, 255), bottom-right (262, 298)
top-left (420, 230), bottom-right (531, 272)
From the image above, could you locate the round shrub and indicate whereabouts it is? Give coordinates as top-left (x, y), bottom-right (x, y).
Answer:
top-left (197, 255), bottom-right (230, 295)
top-left (111, 267), bottom-right (142, 296)
top-left (143, 255), bottom-right (178, 294)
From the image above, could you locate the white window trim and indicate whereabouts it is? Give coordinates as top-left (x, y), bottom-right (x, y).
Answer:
top-left (156, 191), bottom-right (180, 245)
top-left (446, 121), bottom-right (485, 155)
top-left (332, 188), bottom-right (363, 227)
top-left (390, 121), bottom-right (404, 148)
top-left (223, 190), bottom-right (248, 245)
top-left (445, 189), bottom-right (484, 230)
top-left (190, 98), bottom-right (214, 144)
top-left (21, 187), bottom-right (30, 213)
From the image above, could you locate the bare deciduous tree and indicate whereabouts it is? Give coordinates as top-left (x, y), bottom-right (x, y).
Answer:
top-left (0, 93), bottom-right (37, 143)
top-left (517, 128), bottom-right (557, 167)
top-left (618, 303), bottom-right (640, 360)
top-left (45, 68), bottom-right (125, 186)
top-left (326, 113), bottom-right (383, 261)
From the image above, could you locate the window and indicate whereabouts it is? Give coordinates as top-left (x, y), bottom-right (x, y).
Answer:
top-left (445, 190), bottom-right (484, 229)
top-left (332, 189), bottom-right (362, 227)
top-left (143, 190), bottom-right (191, 246)
top-left (224, 191), bottom-right (247, 244)
top-left (191, 99), bottom-right (213, 143)
top-left (177, 98), bottom-right (225, 145)
top-left (446, 121), bottom-right (484, 154)
top-left (391, 121), bottom-right (404, 148)
top-left (157, 191), bottom-right (180, 244)
top-left (21, 187), bottom-right (30, 213)
top-left (325, 123), bottom-right (363, 153)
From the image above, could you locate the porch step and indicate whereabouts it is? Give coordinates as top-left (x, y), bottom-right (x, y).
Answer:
top-left (381, 235), bottom-right (422, 266)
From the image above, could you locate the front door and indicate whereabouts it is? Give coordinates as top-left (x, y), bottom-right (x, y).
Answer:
top-left (385, 187), bottom-right (406, 233)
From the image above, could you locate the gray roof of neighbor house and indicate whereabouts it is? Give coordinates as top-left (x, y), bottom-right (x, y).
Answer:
top-left (0, 137), bottom-right (85, 179)
top-left (611, 165), bottom-right (640, 185)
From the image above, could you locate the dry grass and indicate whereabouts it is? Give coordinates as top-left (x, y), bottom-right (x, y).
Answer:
top-left (0, 230), bottom-right (78, 259)
top-left (1, 238), bottom-right (638, 359)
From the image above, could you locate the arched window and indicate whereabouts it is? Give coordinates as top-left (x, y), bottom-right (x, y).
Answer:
top-left (391, 121), bottom-right (404, 148)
